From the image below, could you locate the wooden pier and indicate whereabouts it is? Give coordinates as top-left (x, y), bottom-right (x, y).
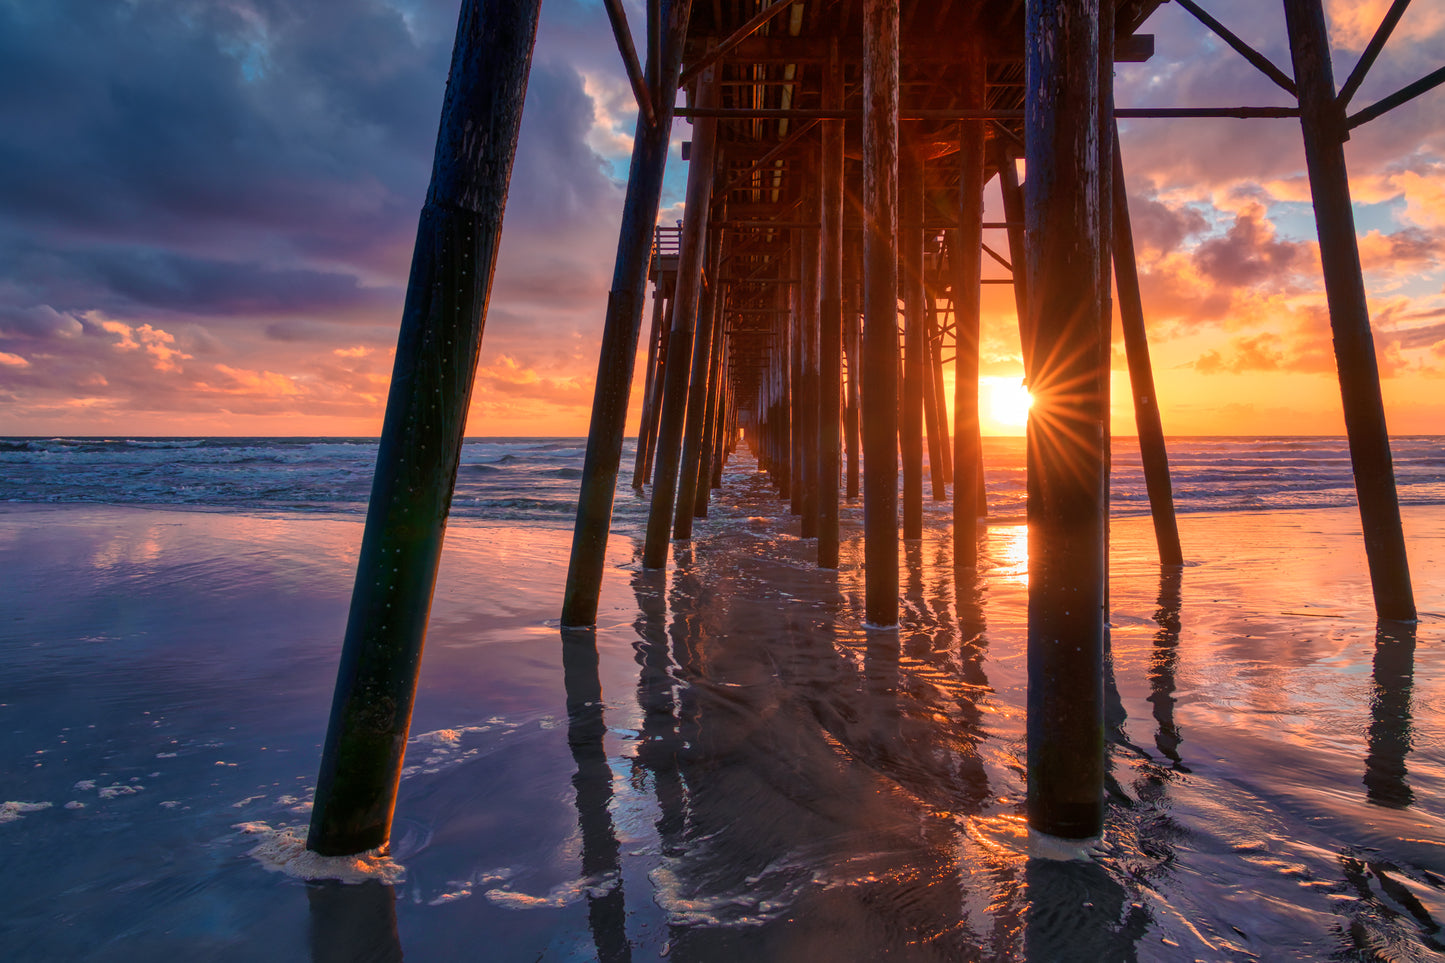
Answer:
top-left (309, 0), bottom-right (1435, 855)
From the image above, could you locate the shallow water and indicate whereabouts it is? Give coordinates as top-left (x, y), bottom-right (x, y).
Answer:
top-left (1, 455), bottom-right (1443, 960)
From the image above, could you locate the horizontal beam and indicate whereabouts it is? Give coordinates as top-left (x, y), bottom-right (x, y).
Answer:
top-left (705, 32), bottom-right (1154, 66)
top-left (678, 106), bottom-right (1300, 120)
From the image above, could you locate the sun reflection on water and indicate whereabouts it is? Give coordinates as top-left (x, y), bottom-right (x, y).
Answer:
top-left (988, 524), bottom-right (1029, 586)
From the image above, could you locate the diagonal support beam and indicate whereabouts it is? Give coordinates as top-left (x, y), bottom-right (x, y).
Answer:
top-left (603, 0), bottom-right (657, 128)
top-left (1348, 65), bottom-right (1445, 129)
top-left (1173, 0), bottom-right (1298, 96)
top-left (1338, 0), bottom-right (1412, 108)
top-left (678, 0), bottom-right (795, 89)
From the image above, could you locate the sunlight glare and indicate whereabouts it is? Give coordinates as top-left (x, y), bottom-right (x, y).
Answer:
top-left (986, 379), bottom-right (1033, 428)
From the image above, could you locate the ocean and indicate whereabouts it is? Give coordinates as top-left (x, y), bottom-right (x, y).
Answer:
top-left (1, 435), bottom-right (1443, 961)
top-left (3, 434), bottom-right (1443, 520)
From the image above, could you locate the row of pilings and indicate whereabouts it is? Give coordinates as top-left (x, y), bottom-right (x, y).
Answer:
top-left (303, 0), bottom-right (1420, 859)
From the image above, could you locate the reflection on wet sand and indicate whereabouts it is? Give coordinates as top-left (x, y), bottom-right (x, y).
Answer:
top-left (604, 521), bottom-right (1187, 958)
top-left (561, 630), bottom-right (631, 962)
top-left (534, 502), bottom-right (1443, 960)
top-left (1146, 568), bottom-right (1186, 772)
top-left (1364, 621), bottom-right (1416, 809)
top-left (307, 879), bottom-right (403, 963)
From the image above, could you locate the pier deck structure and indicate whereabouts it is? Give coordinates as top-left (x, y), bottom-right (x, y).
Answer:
top-left (308, 0), bottom-right (1437, 855)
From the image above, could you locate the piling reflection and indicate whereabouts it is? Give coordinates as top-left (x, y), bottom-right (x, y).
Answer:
top-left (306, 879), bottom-right (404, 963)
top-left (560, 630), bottom-right (631, 962)
top-left (1146, 568), bottom-right (1186, 771)
top-left (620, 530), bottom-right (1013, 955)
top-left (1023, 858), bottom-right (1149, 962)
top-left (1364, 620), bottom-right (1417, 808)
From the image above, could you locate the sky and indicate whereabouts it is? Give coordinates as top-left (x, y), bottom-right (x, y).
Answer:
top-left (0, 0), bottom-right (1441, 438)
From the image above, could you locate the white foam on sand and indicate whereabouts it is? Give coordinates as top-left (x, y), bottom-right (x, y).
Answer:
top-left (236, 821), bottom-right (405, 884)
top-left (483, 872), bottom-right (619, 910)
top-left (1, 801), bottom-right (52, 824)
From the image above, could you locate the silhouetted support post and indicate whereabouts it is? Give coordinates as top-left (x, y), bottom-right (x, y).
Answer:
top-left (800, 187), bottom-right (823, 539)
top-left (900, 137), bottom-right (925, 541)
top-left (1025, 0), bottom-right (1107, 840)
top-left (692, 288), bottom-right (725, 517)
top-left (1112, 131), bottom-right (1183, 566)
top-left (632, 286), bottom-right (668, 489)
top-left (953, 44), bottom-right (986, 569)
top-left (927, 296), bottom-right (952, 487)
top-left (564, 0), bottom-right (692, 622)
top-left (674, 228), bottom-right (721, 538)
top-left (819, 45), bottom-right (844, 567)
top-left (861, 0), bottom-right (900, 625)
top-left (774, 282), bottom-right (793, 494)
top-left (708, 334), bottom-right (729, 489)
top-left (1285, 0), bottom-right (1416, 622)
top-left (995, 145), bottom-right (1032, 379)
top-left (309, 0), bottom-right (541, 856)
top-left (789, 236), bottom-right (805, 517)
top-left (844, 269), bottom-right (863, 499)
top-left (644, 67), bottom-right (718, 568)
top-left (921, 320), bottom-right (946, 501)
top-left (642, 294), bottom-right (675, 480)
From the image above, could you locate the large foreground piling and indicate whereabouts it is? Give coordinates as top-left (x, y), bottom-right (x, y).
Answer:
top-left (1284, 0), bottom-right (1415, 622)
top-left (564, 0), bottom-right (692, 624)
top-left (953, 43), bottom-right (986, 569)
top-left (1024, 0), bottom-right (1108, 840)
top-left (309, 0), bottom-right (541, 856)
top-left (861, 0), bottom-right (900, 626)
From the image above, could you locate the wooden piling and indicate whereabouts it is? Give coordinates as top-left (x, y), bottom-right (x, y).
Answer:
top-left (921, 317), bottom-right (946, 501)
top-left (1024, 0), bottom-right (1107, 840)
top-left (631, 286), bottom-right (668, 489)
top-left (673, 229), bottom-right (722, 538)
top-left (709, 334), bottom-right (729, 489)
top-left (563, 0), bottom-right (692, 622)
top-left (953, 44), bottom-right (986, 569)
top-left (994, 144), bottom-right (1032, 379)
top-left (819, 43), bottom-right (845, 568)
top-left (692, 288), bottom-right (726, 517)
top-left (1112, 130), bottom-right (1183, 567)
top-left (788, 235), bottom-right (808, 520)
top-left (309, 0), bottom-right (541, 856)
top-left (861, 0), bottom-right (900, 625)
top-left (642, 296), bottom-right (674, 481)
top-left (1284, 0), bottom-right (1416, 622)
top-left (844, 269), bottom-right (863, 500)
top-left (926, 295), bottom-right (952, 487)
top-left (901, 135), bottom-right (925, 541)
top-left (800, 184), bottom-right (823, 540)
top-left (643, 68), bottom-right (718, 568)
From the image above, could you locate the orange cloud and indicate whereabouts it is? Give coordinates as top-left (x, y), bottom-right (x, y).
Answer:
top-left (211, 364), bottom-right (302, 396)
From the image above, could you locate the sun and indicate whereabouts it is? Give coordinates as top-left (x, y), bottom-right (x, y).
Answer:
top-left (985, 378), bottom-right (1033, 429)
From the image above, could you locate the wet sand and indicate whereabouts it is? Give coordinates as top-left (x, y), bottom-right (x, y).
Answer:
top-left (1, 464), bottom-right (1442, 961)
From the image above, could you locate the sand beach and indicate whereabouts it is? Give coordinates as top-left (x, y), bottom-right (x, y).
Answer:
top-left (1, 446), bottom-right (1442, 960)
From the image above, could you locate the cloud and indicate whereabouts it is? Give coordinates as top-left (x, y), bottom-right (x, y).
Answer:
top-left (1193, 334), bottom-right (1287, 374)
top-left (0, 351), bottom-right (30, 368)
